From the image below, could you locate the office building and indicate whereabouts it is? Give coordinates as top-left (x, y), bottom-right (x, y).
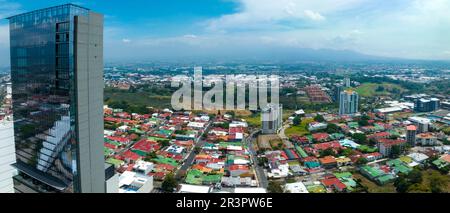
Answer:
top-left (414, 98), bottom-right (440, 112)
top-left (261, 104), bottom-right (283, 134)
top-left (344, 78), bottom-right (351, 87)
top-left (8, 4), bottom-right (105, 193)
top-left (339, 90), bottom-right (359, 115)
top-left (441, 101), bottom-right (450, 110)
top-left (333, 85), bottom-right (343, 102)
top-left (0, 86), bottom-right (16, 193)
top-left (408, 117), bottom-right (430, 133)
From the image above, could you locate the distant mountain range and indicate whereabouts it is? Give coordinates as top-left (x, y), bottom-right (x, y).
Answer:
top-left (109, 46), bottom-right (424, 64)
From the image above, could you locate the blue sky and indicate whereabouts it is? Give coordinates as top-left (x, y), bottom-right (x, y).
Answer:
top-left (1, 0), bottom-right (450, 65)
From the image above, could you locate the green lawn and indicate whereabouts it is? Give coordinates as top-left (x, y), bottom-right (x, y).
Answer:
top-left (407, 169), bottom-right (450, 193)
top-left (238, 113), bottom-right (261, 128)
top-left (353, 173), bottom-right (397, 193)
top-left (105, 90), bottom-right (172, 109)
top-left (355, 83), bottom-right (407, 97)
top-left (285, 118), bottom-right (313, 137)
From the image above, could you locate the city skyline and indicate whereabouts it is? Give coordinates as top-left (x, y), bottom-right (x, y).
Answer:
top-left (1, 0), bottom-right (450, 66)
top-left (0, 1), bottom-right (449, 197)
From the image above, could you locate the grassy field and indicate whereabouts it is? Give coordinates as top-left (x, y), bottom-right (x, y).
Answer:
top-left (284, 118), bottom-right (314, 137)
top-left (355, 83), bottom-right (407, 97)
top-left (236, 112), bottom-right (261, 128)
top-left (407, 169), bottom-right (450, 193)
top-left (105, 90), bottom-right (173, 109)
top-left (257, 134), bottom-right (280, 150)
top-left (269, 138), bottom-right (285, 150)
top-left (353, 173), bottom-right (397, 193)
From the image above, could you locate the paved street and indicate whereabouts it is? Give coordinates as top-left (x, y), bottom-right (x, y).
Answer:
top-left (175, 120), bottom-right (212, 179)
top-left (245, 130), bottom-right (269, 188)
top-left (279, 123), bottom-right (294, 148)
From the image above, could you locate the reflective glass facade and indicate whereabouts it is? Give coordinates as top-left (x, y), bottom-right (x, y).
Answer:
top-left (9, 4), bottom-right (90, 193)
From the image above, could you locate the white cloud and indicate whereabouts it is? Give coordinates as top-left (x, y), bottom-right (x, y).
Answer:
top-left (183, 34), bottom-right (197, 39)
top-left (81, 0), bottom-right (450, 61)
top-left (205, 0), bottom-right (364, 32)
top-left (198, 0), bottom-right (450, 60)
top-left (303, 10), bottom-right (325, 21)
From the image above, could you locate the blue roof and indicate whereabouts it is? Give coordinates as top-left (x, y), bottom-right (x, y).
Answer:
top-left (339, 139), bottom-right (360, 149)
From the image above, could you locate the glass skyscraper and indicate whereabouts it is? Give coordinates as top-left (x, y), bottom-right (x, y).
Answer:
top-left (8, 4), bottom-right (105, 193)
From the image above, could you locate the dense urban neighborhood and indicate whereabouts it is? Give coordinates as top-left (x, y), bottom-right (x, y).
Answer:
top-left (76, 63), bottom-right (450, 193)
top-left (2, 62), bottom-right (450, 193)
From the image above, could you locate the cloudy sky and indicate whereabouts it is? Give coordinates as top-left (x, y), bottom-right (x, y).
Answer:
top-left (1, 0), bottom-right (450, 65)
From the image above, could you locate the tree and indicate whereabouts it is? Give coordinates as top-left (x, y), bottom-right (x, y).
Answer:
top-left (325, 123), bottom-right (340, 134)
top-left (144, 151), bottom-right (157, 161)
top-left (429, 174), bottom-right (446, 193)
top-left (193, 146), bottom-right (201, 154)
top-left (293, 116), bottom-right (301, 126)
top-left (443, 137), bottom-right (450, 145)
top-left (108, 100), bottom-right (129, 110)
top-left (162, 173), bottom-right (178, 192)
top-left (368, 138), bottom-right (377, 146)
top-left (358, 119), bottom-right (369, 127)
top-left (394, 168), bottom-right (423, 193)
top-left (257, 158), bottom-right (268, 167)
top-left (358, 115), bottom-right (370, 126)
top-left (339, 148), bottom-right (354, 157)
top-left (227, 111), bottom-right (235, 118)
top-left (267, 181), bottom-right (284, 193)
top-left (408, 169), bottom-right (423, 184)
top-left (352, 133), bottom-right (367, 144)
top-left (355, 157), bottom-right (368, 166)
top-left (314, 114), bottom-right (325, 122)
top-left (390, 145), bottom-right (401, 158)
top-left (394, 175), bottom-right (411, 193)
top-left (159, 140), bottom-right (170, 147)
top-left (320, 148), bottom-right (335, 157)
top-left (376, 86), bottom-right (385, 92)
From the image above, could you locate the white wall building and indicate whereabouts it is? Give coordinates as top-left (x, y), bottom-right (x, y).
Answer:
top-left (408, 117), bottom-right (431, 133)
top-left (339, 90), bottom-right (359, 115)
top-left (0, 115), bottom-right (16, 193)
top-left (118, 171), bottom-right (154, 193)
top-left (261, 104), bottom-right (283, 134)
top-left (285, 182), bottom-right (309, 193)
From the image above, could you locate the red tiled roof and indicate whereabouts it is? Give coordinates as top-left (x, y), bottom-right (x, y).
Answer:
top-left (148, 172), bottom-right (166, 180)
top-left (291, 135), bottom-right (310, 143)
top-left (228, 165), bottom-right (249, 171)
top-left (303, 156), bottom-right (318, 162)
top-left (368, 131), bottom-right (390, 139)
top-left (406, 125), bottom-right (417, 131)
top-left (378, 139), bottom-right (406, 147)
top-left (319, 156), bottom-right (337, 164)
top-left (132, 139), bottom-right (160, 152)
top-left (155, 163), bottom-right (176, 171)
top-left (321, 178), bottom-right (346, 191)
top-left (106, 136), bottom-right (130, 144)
top-left (174, 140), bottom-right (194, 147)
top-left (312, 133), bottom-right (329, 141)
top-left (229, 127), bottom-right (244, 134)
top-left (121, 150), bottom-right (140, 161)
top-left (313, 141), bottom-right (341, 150)
top-left (104, 142), bottom-right (117, 149)
top-left (440, 154), bottom-right (450, 163)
